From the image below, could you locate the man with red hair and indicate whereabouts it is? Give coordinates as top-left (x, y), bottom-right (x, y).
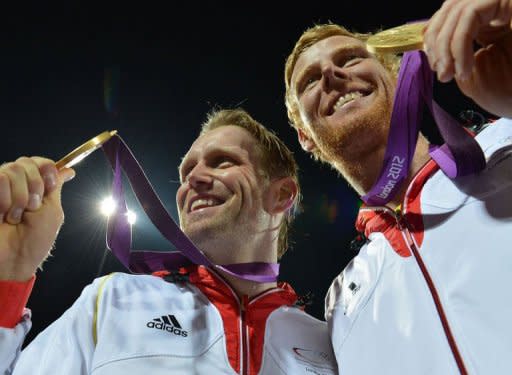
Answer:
top-left (285, 0), bottom-right (512, 373)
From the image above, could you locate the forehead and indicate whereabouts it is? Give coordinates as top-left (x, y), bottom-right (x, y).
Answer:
top-left (184, 125), bottom-right (259, 160)
top-left (291, 35), bottom-right (367, 82)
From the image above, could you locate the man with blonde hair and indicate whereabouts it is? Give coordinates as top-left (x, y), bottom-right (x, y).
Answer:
top-left (0, 108), bottom-right (337, 374)
top-left (285, 0), bottom-right (512, 373)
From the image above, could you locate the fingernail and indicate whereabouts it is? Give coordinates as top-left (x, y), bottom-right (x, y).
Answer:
top-left (63, 170), bottom-right (76, 182)
top-left (9, 208), bottom-right (23, 223)
top-left (437, 59), bottom-right (446, 73)
top-left (455, 62), bottom-right (468, 82)
top-left (436, 60), bottom-right (449, 82)
top-left (490, 19), bottom-right (507, 27)
top-left (427, 55), bottom-right (437, 71)
top-left (28, 193), bottom-right (42, 210)
top-left (44, 173), bottom-right (57, 189)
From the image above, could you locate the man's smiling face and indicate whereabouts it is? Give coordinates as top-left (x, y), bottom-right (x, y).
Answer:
top-left (290, 35), bottom-right (396, 164)
top-left (176, 125), bottom-right (271, 250)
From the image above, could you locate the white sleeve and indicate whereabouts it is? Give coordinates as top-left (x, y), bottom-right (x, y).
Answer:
top-left (0, 309), bottom-right (32, 374)
top-left (1, 276), bottom-right (107, 374)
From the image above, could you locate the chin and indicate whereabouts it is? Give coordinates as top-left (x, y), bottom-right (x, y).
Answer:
top-left (314, 124), bottom-right (388, 170)
top-left (183, 220), bottom-right (223, 242)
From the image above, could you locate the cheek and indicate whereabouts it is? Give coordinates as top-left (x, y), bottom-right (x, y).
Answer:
top-left (215, 171), bottom-right (237, 193)
top-left (298, 95), bottom-right (317, 127)
top-left (176, 186), bottom-right (186, 210)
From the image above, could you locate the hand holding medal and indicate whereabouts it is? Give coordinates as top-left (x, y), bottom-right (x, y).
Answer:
top-left (361, 17), bottom-right (487, 205)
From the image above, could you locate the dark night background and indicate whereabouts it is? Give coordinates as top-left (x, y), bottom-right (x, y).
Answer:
top-left (1, 1), bottom-right (487, 346)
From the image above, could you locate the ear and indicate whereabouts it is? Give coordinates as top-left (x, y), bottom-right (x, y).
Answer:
top-left (265, 176), bottom-right (298, 215)
top-left (297, 128), bottom-right (316, 152)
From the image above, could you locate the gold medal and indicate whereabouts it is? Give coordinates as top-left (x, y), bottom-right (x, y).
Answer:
top-left (366, 21), bottom-right (428, 54)
top-left (56, 130), bottom-right (118, 169)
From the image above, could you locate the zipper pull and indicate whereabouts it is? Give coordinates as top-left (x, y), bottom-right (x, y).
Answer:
top-left (241, 295), bottom-right (249, 312)
top-left (394, 205), bottom-right (408, 231)
top-left (294, 291), bottom-right (314, 308)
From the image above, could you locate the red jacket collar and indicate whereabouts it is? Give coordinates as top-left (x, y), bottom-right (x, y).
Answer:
top-left (152, 264), bottom-right (298, 308)
top-left (152, 265), bottom-right (301, 375)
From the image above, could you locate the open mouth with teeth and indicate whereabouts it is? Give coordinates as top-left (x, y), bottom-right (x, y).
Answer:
top-left (329, 90), bottom-right (371, 115)
top-left (189, 197), bottom-right (224, 213)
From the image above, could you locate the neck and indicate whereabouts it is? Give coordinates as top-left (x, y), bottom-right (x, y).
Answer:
top-left (195, 234), bottom-right (279, 299)
top-left (218, 271), bottom-right (278, 299)
top-left (335, 133), bottom-right (431, 210)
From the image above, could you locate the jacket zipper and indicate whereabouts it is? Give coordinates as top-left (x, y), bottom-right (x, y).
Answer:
top-left (206, 269), bottom-right (284, 375)
top-left (240, 295), bottom-right (249, 375)
top-left (395, 209), bottom-right (468, 375)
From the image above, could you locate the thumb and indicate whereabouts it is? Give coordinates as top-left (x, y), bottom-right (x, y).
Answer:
top-left (58, 167), bottom-right (76, 185)
top-left (45, 167), bottom-right (75, 206)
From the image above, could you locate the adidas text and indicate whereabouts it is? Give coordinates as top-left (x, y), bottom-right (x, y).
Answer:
top-left (147, 321), bottom-right (188, 337)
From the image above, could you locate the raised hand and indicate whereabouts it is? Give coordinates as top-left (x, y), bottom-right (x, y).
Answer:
top-left (0, 157), bottom-right (75, 281)
top-left (423, 0), bottom-right (512, 118)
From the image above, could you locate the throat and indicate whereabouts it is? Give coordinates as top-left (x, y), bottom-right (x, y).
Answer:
top-left (336, 134), bottom-right (431, 209)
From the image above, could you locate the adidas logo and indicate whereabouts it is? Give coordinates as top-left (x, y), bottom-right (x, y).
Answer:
top-left (146, 315), bottom-right (188, 337)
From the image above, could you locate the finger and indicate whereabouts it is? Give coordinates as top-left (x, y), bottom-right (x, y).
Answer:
top-left (30, 157), bottom-right (75, 211)
top-left (45, 167), bottom-right (74, 207)
top-left (58, 167), bottom-right (76, 185)
top-left (30, 157), bottom-right (59, 195)
top-left (457, 40), bottom-right (512, 115)
top-left (1, 162), bottom-right (29, 224)
top-left (462, 0), bottom-right (512, 45)
top-left (0, 171), bottom-right (12, 222)
top-left (434, 2), bottom-right (464, 82)
top-left (451, 0), bottom-right (505, 81)
top-left (477, 0), bottom-right (512, 26)
top-left (451, 8), bottom-right (480, 81)
top-left (424, 0), bottom-right (456, 70)
top-left (15, 157), bottom-right (44, 211)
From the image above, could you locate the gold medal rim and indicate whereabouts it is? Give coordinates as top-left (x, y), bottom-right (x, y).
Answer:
top-left (56, 130), bottom-right (118, 169)
top-left (366, 40), bottom-right (425, 54)
top-left (366, 21), bottom-right (427, 54)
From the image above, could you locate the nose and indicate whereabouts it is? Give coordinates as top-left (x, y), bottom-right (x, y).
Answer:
top-left (187, 163), bottom-right (213, 190)
top-left (321, 63), bottom-right (348, 90)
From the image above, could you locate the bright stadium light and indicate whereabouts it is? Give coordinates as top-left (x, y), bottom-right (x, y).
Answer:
top-left (100, 196), bottom-right (117, 217)
top-left (99, 196), bottom-right (136, 225)
top-left (126, 210), bottom-right (137, 225)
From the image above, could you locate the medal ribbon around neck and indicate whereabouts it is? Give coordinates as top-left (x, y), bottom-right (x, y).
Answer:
top-left (361, 50), bottom-right (486, 206)
top-left (100, 135), bottom-right (279, 283)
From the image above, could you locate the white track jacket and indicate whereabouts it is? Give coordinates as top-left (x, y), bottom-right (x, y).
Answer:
top-left (326, 118), bottom-right (512, 374)
top-left (1, 265), bottom-right (337, 374)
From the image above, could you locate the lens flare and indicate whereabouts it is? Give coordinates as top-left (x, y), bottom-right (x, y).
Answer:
top-left (126, 210), bottom-right (137, 225)
top-left (100, 196), bottom-right (117, 216)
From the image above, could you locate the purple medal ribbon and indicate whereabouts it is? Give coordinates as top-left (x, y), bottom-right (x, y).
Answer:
top-left (361, 50), bottom-right (486, 206)
top-left (100, 135), bottom-right (279, 282)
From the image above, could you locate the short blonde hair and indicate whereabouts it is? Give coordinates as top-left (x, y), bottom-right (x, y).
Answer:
top-left (284, 23), bottom-right (401, 134)
top-left (201, 107), bottom-right (302, 259)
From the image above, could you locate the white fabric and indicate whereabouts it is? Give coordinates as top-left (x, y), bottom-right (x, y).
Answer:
top-left (326, 118), bottom-right (512, 374)
top-left (2, 272), bottom-right (337, 374)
